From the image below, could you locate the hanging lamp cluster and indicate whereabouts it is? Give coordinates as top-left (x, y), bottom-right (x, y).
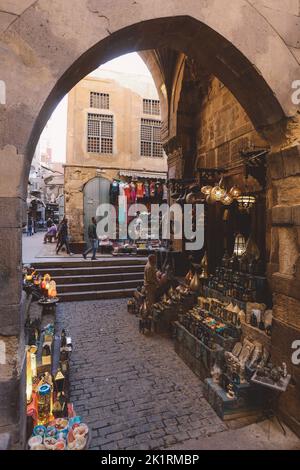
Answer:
top-left (201, 178), bottom-right (242, 206)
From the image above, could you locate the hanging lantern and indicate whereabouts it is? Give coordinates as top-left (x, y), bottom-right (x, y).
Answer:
top-left (233, 233), bottom-right (247, 257)
top-left (221, 193), bottom-right (234, 206)
top-left (237, 194), bottom-right (256, 212)
top-left (210, 178), bottom-right (226, 202)
top-left (229, 185), bottom-right (242, 199)
top-left (201, 185), bottom-right (212, 196)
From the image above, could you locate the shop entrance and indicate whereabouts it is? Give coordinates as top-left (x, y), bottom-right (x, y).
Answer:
top-left (83, 177), bottom-right (111, 243)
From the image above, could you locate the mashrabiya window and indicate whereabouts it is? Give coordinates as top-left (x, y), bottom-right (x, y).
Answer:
top-left (143, 99), bottom-right (160, 115)
top-left (90, 92), bottom-right (110, 110)
top-left (141, 118), bottom-right (162, 157)
top-left (87, 113), bottom-right (113, 154)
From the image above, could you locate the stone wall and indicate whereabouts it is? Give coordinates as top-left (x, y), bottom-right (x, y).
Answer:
top-left (196, 77), bottom-right (268, 171)
top-left (268, 145), bottom-right (300, 435)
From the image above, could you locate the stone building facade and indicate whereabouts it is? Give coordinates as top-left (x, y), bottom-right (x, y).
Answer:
top-left (0, 0), bottom-right (300, 444)
top-left (64, 75), bottom-right (167, 246)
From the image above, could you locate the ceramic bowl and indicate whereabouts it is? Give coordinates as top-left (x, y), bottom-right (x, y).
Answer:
top-left (33, 425), bottom-right (46, 437)
top-left (44, 437), bottom-right (57, 450)
top-left (68, 435), bottom-right (86, 450)
top-left (46, 425), bottom-right (57, 438)
top-left (54, 440), bottom-right (66, 450)
top-left (28, 435), bottom-right (43, 449)
top-left (73, 423), bottom-right (88, 437)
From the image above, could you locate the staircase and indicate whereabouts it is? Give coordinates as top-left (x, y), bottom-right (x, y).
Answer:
top-left (32, 258), bottom-right (146, 302)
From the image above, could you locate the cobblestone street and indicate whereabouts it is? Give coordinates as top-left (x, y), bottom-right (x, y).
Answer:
top-left (56, 299), bottom-right (227, 450)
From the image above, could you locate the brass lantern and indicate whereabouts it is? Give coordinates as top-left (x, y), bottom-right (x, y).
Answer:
top-left (221, 193), bottom-right (234, 206)
top-left (233, 233), bottom-right (246, 257)
top-left (201, 185), bottom-right (213, 196)
top-left (237, 194), bottom-right (256, 212)
top-left (210, 178), bottom-right (226, 202)
top-left (229, 185), bottom-right (242, 199)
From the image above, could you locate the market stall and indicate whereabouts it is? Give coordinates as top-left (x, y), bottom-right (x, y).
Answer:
top-left (23, 267), bottom-right (90, 450)
top-left (131, 150), bottom-right (290, 423)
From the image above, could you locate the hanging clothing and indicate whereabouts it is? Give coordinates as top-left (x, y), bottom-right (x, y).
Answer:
top-left (123, 183), bottom-right (132, 203)
top-left (162, 184), bottom-right (168, 201)
top-left (150, 181), bottom-right (156, 199)
top-left (144, 182), bottom-right (150, 199)
top-left (156, 182), bottom-right (163, 201)
top-left (136, 182), bottom-right (144, 199)
top-left (110, 180), bottom-right (119, 204)
top-left (119, 181), bottom-right (125, 198)
top-left (130, 182), bottom-right (137, 203)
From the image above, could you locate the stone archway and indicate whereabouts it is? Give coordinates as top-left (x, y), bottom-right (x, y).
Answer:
top-left (1, 0), bottom-right (300, 442)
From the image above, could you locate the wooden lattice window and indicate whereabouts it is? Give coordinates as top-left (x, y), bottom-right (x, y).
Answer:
top-left (87, 113), bottom-right (113, 154)
top-left (141, 118), bottom-right (162, 157)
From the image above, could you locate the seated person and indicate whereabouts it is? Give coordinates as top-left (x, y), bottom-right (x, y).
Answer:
top-left (44, 223), bottom-right (57, 243)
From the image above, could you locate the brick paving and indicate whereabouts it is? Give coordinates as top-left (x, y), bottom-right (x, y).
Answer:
top-left (56, 299), bottom-right (227, 450)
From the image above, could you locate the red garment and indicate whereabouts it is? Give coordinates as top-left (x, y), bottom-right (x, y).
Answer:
top-left (124, 184), bottom-right (131, 202)
top-left (150, 181), bottom-right (156, 197)
top-left (130, 182), bottom-right (137, 203)
top-left (136, 182), bottom-right (144, 199)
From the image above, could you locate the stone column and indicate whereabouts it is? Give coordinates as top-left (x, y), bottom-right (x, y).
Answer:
top-left (268, 144), bottom-right (300, 437)
top-left (0, 146), bottom-right (27, 444)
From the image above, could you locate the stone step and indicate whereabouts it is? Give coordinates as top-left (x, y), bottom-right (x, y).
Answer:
top-left (57, 279), bottom-right (143, 293)
top-left (54, 272), bottom-right (144, 284)
top-left (35, 264), bottom-right (145, 277)
top-left (33, 258), bottom-right (147, 269)
top-left (58, 288), bottom-right (135, 302)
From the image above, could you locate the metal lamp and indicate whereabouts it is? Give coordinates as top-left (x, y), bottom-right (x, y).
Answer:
top-left (233, 233), bottom-right (246, 257)
top-left (237, 194), bottom-right (256, 212)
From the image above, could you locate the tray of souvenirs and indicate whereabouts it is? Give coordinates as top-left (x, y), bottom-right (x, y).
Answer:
top-left (179, 309), bottom-right (237, 350)
top-left (27, 417), bottom-right (90, 450)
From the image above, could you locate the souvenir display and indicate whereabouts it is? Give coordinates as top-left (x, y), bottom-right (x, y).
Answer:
top-left (25, 313), bottom-right (77, 446)
top-left (28, 417), bottom-right (90, 450)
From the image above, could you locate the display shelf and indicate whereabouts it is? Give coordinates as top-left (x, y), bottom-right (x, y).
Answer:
top-left (203, 378), bottom-right (265, 421)
top-left (181, 316), bottom-right (238, 351)
top-left (203, 286), bottom-right (247, 311)
top-left (195, 308), bottom-right (241, 339)
top-left (174, 322), bottom-right (224, 381)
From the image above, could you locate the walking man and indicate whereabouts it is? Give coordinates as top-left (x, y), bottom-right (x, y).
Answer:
top-left (83, 217), bottom-right (98, 260)
top-left (56, 217), bottom-right (72, 255)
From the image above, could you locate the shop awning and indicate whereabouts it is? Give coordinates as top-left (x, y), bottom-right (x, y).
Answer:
top-left (119, 170), bottom-right (167, 180)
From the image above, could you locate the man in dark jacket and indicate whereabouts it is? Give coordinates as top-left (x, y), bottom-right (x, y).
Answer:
top-left (56, 217), bottom-right (72, 255)
top-left (83, 217), bottom-right (98, 260)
